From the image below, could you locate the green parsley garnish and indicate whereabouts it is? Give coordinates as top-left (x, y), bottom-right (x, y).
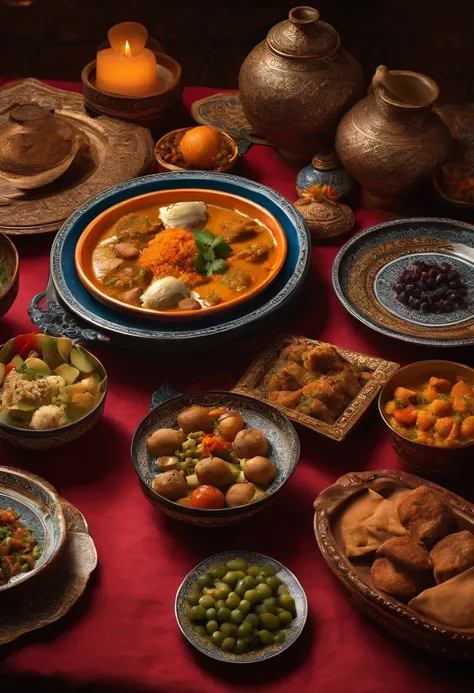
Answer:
top-left (438, 393), bottom-right (450, 400)
top-left (394, 397), bottom-right (406, 408)
top-left (193, 230), bottom-right (232, 276)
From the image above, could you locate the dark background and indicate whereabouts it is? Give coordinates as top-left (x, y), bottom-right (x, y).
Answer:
top-left (0, 0), bottom-right (472, 103)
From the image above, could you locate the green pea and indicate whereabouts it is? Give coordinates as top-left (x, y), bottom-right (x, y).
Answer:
top-left (188, 605), bottom-right (206, 621)
top-left (255, 574), bottom-right (268, 585)
top-left (266, 575), bottom-right (282, 592)
top-left (255, 604), bottom-right (267, 616)
top-left (217, 607), bottom-right (231, 622)
top-left (236, 576), bottom-right (257, 597)
top-left (187, 592), bottom-right (201, 606)
top-left (274, 629), bottom-right (287, 644)
top-left (234, 638), bottom-right (249, 654)
top-left (230, 609), bottom-right (245, 624)
top-left (220, 622), bottom-right (238, 637)
top-left (245, 613), bottom-right (259, 628)
top-left (237, 620), bottom-right (253, 638)
top-left (262, 597), bottom-right (277, 614)
top-left (278, 593), bottom-right (296, 613)
top-left (209, 563), bottom-right (228, 580)
top-left (212, 630), bottom-right (225, 646)
top-left (221, 637), bottom-right (236, 652)
top-left (277, 608), bottom-right (293, 625)
top-left (259, 629), bottom-right (275, 645)
top-left (261, 565), bottom-right (277, 577)
top-left (196, 573), bottom-right (213, 589)
top-left (225, 592), bottom-right (241, 610)
top-left (199, 595), bottom-right (215, 609)
top-left (214, 583), bottom-right (231, 598)
top-left (244, 589), bottom-right (259, 605)
top-left (247, 566), bottom-right (261, 578)
top-left (193, 625), bottom-right (206, 636)
top-left (206, 608), bottom-right (217, 621)
top-left (259, 613), bottom-right (280, 630)
top-left (256, 583), bottom-right (272, 600)
top-left (215, 599), bottom-right (227, 610)
top-left (226, 558), bottom-right (248, 572)
top-left (238, 599), bottom-right (251, 615)
top-left (222, 571), bottom-right (240, 586)
top-left (277, 583), bottom-right (289, 595)
top-left (206, 620), bottom-right (219, 635)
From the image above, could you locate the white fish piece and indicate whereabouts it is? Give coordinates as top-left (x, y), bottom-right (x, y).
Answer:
top-left (99, 235), bottom-right (119, 247)
top-left (159, 201), bottom-right (207, 230)
top-left (140, 277), bottom-right (190, 309)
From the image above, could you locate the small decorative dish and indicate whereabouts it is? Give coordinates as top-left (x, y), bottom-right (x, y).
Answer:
top-left (233, 334), bottom-right (399, 442)
top-left (75, 187), bottom-right (287, 321)
top-left (379, 360), bottom-right (474, 477)
top-left (333, 217), bottom-right (474, 347)
top-left (191, 92), bottom-right (267, 147)
top-left (0, 496), bottom-right (97, 645)
top-left (314, 469), bottom-right (474, 660)
top-left (0, 333), bottom-right (107, 449)
top-left (433, 163), bottom-right (474, 209)
top-left (131, 386), bottom-right (300, 525)
top-left (175, 550), bottom-right (307, 662)
top-left (294, 184), bottom-right (355, 243)
top-left (0, 232), bottom-right (19, 318)
top-left (0, 466), bottom-right (66, 594)
top-left (155, 126), bottom-right (239, 173)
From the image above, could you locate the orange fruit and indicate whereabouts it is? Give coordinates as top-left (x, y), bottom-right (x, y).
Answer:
top-left (180, 126), bottom-right (221, 169)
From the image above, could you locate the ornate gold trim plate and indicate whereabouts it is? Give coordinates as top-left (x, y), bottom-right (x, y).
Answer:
top-left (0, 497), bottom-right (97, 646)
top-left (233, 333), bottom-right (399, 442)
top-left (0, 79), bottom-right (154, 235)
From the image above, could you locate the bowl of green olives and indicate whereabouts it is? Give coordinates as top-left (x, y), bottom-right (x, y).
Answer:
top-left (175, 550), bottom-right (308, 663)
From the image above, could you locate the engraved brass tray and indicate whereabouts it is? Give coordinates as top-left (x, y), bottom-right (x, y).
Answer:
top-left (233, 334), bottom-right (399, 442)
top-left (0, 78), bottom-right (154, 235)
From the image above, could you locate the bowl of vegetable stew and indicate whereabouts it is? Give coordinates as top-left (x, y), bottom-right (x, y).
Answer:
top-left (0, 466), bottom-right (66, 594)
top-left (379, 360), bottom-right (474, 477)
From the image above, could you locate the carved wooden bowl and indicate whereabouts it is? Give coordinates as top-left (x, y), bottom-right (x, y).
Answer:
top-left (314, 470), bottom-right (474, 659)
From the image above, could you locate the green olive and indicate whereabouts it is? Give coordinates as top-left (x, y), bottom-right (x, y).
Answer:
top-left (255, 574), bottom-right (268, 585)
top-left (277, 583), bottom-right (289, 595)
top-left (247, 566), bottom-right (261, 578)
top-left (262, 597), bottom-right (277, 614)
top-left (226, 558), bottom-right (248, 572)
top-left (259, 613), bottom-right (280, 630)
top-left (238, 599), bottom-right (251, 615)
top-left (220, 622), bottom-right (238, 637)
top-left (193, 625), bottom-right (206, 636)
top-left (278, 593), bottom-right (296, 613)
top-left (230, 609), bottom-right (245, 624)
top-left (234, 637), bottom-right (250, 654)
top-left (237, 620), bottom-right (253, 638)
top-left (235, 576), bottom-right (257, 597)
top-left (206, 620), bottom-right (219, 635)
top-left (266, 575), bottom-right (282, 592)
top-left (255, 583), bottom-right (272, 600)
top-left (277, 608), bottom-right (293, 625)
top-left (215, 599), bottom-right (227, 610)
top-left (259, 629), bottom-right (275, 645)
top-left (214, 583), bottom-right (231, 598)
top-left (217, 607), bottom-right (232, 622)
top-left (199, 595), bottom-right (215, 609)
top-left (261, 565), bottom-right (277, 577)
top-left (187, 592), bottom-right (201, 606)
top-left (225, 592), bottom-right (241, 610)
top-left (212, 630), bottom-right (225, 646)
top-left (274, 629), bottom-right (287, 644)
top-left (222, 571), bottom-right (240, 586)
top-left (255, 604), bottom-right (268, 616)
top-left (221, 637), bottom-right (236, 652)
top-left (188, 605), bottom-right (206, 621)
top-left (245, 613), bottom-right (259, 628)
top-left (244, 589), bottom-right (259, 605)
top-left (196, 573), bottom-right (213, 589)
top-left (206, 608), bottom-right (217, 621)
top-left (209, 563), bottom-right (228, 580)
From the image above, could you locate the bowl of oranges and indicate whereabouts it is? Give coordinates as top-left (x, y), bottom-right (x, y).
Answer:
top-left (155, 126), bottom-right (239, 173)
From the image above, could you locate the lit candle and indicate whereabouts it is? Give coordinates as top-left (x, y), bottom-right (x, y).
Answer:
top-left (96, 22), bottom-right (160, 97)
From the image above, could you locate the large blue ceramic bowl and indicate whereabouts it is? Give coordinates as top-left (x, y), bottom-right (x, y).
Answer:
top-left (0, 466), bottom-right (66, 594)
top-left (49, 172), bottom-right (310, 345)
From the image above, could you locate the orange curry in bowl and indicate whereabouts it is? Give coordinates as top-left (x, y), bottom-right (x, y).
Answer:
top-left (75, 189), bottom-right (287, 320)
top-left (385, 376), bottom-right (474, 448)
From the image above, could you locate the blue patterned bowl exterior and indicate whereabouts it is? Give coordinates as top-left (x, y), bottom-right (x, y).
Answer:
top-left (49, 172), bottom-right (310, 345)
top-left (175, 550), bottom-right (308, 663)
top-left (0, 466), bottom-right (66, 594)
top-left (296, 161), bottom-right (354, 200)
top-left (333, 217), bottom-right (474, 347)
top-left (131, 387), bottom-right (300, 526)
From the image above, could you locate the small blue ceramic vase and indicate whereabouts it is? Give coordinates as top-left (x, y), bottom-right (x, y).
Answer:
top-left (296, 152), bottom-right (355, 202)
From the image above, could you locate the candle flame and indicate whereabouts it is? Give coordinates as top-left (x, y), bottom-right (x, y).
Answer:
top-left (124, 40), bottom-right (131, 57)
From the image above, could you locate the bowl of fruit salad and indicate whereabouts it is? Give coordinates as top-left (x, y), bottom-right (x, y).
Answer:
top-left (0, 333), bottom-right (107, 449)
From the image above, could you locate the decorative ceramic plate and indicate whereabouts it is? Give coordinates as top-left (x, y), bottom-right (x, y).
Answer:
top-left (29, 172), bottom-right (310, 346)
top-left (333, 217), bottom-right (474, 347)
top-left (233, 334), bottom-right (399, 442)
top-left (131, 386), bottom-right (300, 525)
top-left (0, 497), bottom-right (97, 645)
top-left (191, 92), bottom-right (268, 149)
top-left (75, 188), bottom-right (287, 321)
top-left (0, 79), bottom-right (154, 235)
top-left (175, 550), bottom-right (307, 663)
top-left (0, 466), bottom-right (66, 593)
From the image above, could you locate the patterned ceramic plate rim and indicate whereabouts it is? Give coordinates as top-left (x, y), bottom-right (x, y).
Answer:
top-left (233, 334), bottom-right (399, 442)
top-left (332, 217), bottom-right (474, 347)
top-left (49, 171), bottom-right (311, 341)
top-left (175, 550), bottom-right (308, 663)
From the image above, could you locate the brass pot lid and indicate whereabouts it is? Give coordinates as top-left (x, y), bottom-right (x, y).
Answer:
top-left (267, 6), bottom-right (340, 60)
top-left (0, 103), bottom-right (77, 175)
top-left (295, 198), bottom-right (354, 238)
top-left (311, 151), bottom-right (339, 171)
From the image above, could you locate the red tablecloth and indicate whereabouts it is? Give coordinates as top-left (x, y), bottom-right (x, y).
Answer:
top-left (1, 82), bottom-right (474, 692)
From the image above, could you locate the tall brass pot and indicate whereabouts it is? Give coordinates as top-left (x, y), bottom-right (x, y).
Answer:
top-left (335, 65), bottom-right (452, 210)
top-left (238, 6), bottom-right (364, 164)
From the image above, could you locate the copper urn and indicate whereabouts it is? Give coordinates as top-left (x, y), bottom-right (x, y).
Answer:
top-left (238, 6), bottom-right (364, 163)
top-left (335, 66), bottom-right (452, 209)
